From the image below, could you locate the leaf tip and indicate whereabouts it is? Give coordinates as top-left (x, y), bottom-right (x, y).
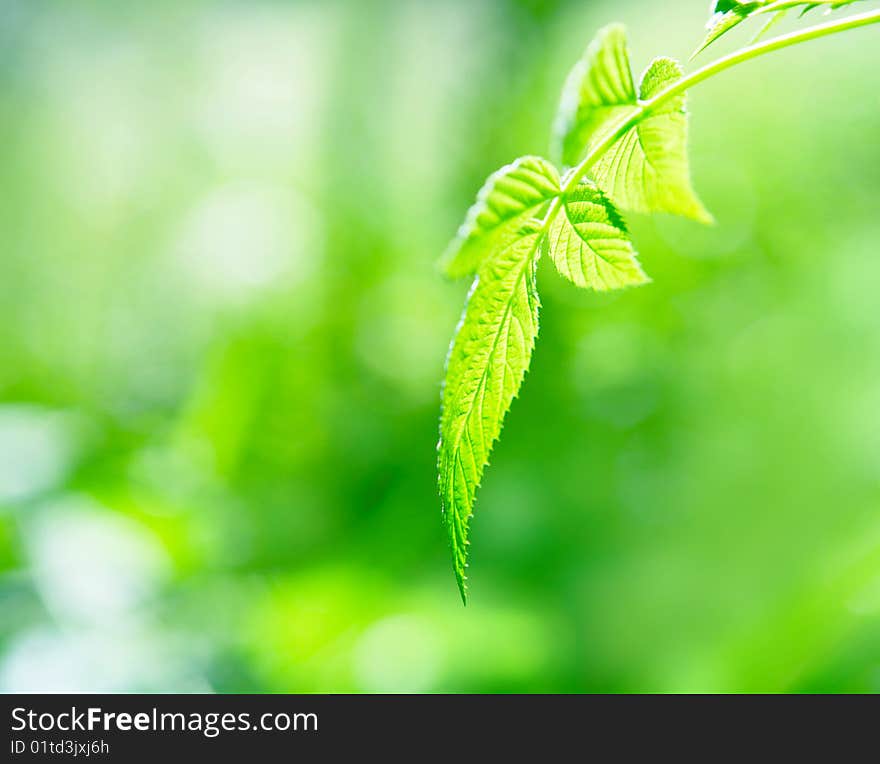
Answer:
top-left (631, 269), bottom-right (652, 288)
top-left (693, 202), bottom-right (716, 226)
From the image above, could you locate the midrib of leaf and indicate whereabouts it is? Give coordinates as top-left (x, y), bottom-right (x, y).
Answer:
top-left (447, 270), bottom-right (530, 450)
top-left (560, 206), bottom-right (621, 284)
top-left (553, 215), bottom-right (628, 290)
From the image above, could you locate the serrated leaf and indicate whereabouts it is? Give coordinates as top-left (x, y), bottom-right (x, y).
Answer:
top-left (551, 30), bottom-right (710, 223)
top-left (591, 57), bottom-right (713, 224)
top-left (693, 0), bottom-right (863, 57)
top-left (796, 0), bottom-right (861, 15)
top-left (440, 157), bottom-right (560, 279)
top-left (551, 24), bottom-right (638, 168)
top-left (693, 2), bottom-right (762, 57)
top-left (438, 222), bottom-right (544, 602)
top-left (548, 180), bottom-right (649, 291)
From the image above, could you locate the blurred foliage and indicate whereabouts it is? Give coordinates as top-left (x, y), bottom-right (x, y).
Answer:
top-left (1, 0), bottom-right (879, 692)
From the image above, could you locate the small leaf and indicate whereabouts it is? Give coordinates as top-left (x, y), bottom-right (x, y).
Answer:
top-left (798, 1), bottom-right (857, 16)
top-left (548, 180), bottom-right (649, 291)
top-left (438, 222), bottom-right (544, 602)
top-left (592, 57), bottom-right (713, 224)
top-left (440, 157), bottom-right (560, 279)
top-left (693, 2), bottom-right (762, 57)
top-left (693, 0), bottom-right (864, 57)
top-left (750, 9), bottom-right (789, 43)
top-left (713, 0), bottom-right (753, 11)
top-left (551, 24), bottom-right (638, 168)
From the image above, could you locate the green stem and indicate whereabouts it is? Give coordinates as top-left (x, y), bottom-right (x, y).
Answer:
top-left (548, 7), bottom-right (880, 211)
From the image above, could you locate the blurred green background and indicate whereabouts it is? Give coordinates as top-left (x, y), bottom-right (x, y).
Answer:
top-left (1, 0), bottom-right (879, 693)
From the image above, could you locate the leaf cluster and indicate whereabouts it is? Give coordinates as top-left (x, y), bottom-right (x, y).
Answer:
top-left (437, 3), bottom-right (874, 601)
top-left (695, 0), bottom-right (863, 56)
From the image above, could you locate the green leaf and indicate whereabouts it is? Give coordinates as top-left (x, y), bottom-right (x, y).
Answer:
top-left (548, 180), bottom-right (649, 291)
top-left (551, 30), bottom-right (709, 222)
top-left (440, 157), bottom-right (560, 279)
top-left (693, 2), bottom-right (762, 57)
top-left (750, 9), bottom-right (790, 43)
top-left (438, 222), bottom-right (544, 602)
top-left (693, 1), bottom-right (864, 57)
top-left (797, 1), bottom-right (862, 15)
top-left (552, 24), bottom-right (638, 168)
top-left (591, 57), bottom-right (713, 224)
